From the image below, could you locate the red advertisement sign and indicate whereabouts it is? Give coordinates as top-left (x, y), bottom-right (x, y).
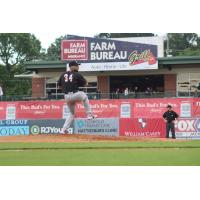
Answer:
top-left (0, 102), bottom-right (7, 119)
top-left (75, 100), bottom-right (121, 118)
top-left (16, 101), bottom-right (63, 119)
top-left (120, 118), bottom-right (166, 138)
top-left (0, 98), bottom-right (197, 120)
top-left (192, 99), bottom-right (200, 117)
top-left (61, 40), bottom-right (88, 61)
top-left (131, 98), bottom-right (194, 118)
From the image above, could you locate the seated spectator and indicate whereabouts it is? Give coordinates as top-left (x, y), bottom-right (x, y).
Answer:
top-left (133, 86), bottom-right (139, 98)
top-left (124, 88), bottom-right (129, 97)
top-left (116, 88), bottom-right (120, 94)
top-left (145, 87), bottom-right (152, 97)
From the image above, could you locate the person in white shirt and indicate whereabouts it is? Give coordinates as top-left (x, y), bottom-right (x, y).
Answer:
top-left (0, 85), bottom-right (3, 101)
top-left (124, 88), bottom-right (129, 96)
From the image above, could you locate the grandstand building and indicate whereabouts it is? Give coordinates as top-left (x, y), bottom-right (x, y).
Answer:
top-left (21, 36), bottom-right (200, 99)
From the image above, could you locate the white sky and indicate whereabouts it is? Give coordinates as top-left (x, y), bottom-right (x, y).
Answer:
top-left (33, 33), bottom-right (97, 49)
top-left (33, 32), bottom-right (166, 50)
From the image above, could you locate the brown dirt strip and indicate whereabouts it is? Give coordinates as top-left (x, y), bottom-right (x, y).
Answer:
top-left (0, 134), bottom-right (184, 143)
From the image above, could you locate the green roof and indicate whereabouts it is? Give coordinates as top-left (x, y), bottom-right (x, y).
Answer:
top-left (159, 56), bottom-right (200, 65)
top-left (25, 56), bottom-right (200, 70)
top-left (25, 60), bottom-right (66, 69)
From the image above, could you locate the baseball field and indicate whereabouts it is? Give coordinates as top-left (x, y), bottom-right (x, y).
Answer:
top-left (0, 134), bottom-right (200, 166)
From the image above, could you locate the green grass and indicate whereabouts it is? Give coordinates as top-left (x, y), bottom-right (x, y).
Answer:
top-left (0, 140), bottom-right (200, 166)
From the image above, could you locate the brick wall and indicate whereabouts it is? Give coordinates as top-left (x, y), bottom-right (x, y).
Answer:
top-left (164, 74), bottom-right (177, 95)
top-left (32, 77), bottom-right (45, 97)
top-left (97, 76), bottom-right (110, 98)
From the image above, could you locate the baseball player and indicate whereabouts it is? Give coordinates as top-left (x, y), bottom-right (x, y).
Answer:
top-left (58, 61), bottom-right (96, 134)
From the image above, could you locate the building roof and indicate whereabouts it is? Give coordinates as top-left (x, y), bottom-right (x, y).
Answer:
top-left (25, 56), bottom-right (200, 70)
top-left (159, 56), bottom-right (200, 65)
top-left (25, 60), bottom-right (66, 69)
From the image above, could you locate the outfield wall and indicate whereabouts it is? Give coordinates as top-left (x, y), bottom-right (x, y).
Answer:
top-left (0, 98), bottom-right (200, 139)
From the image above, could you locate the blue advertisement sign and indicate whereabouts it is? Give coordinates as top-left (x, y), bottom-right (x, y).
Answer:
top-left (74, 118), bottom-right (119, 136)
top-left (0, 126), bottom-right (29, 136)
top-left (27, 119), bottom-right (65, 135)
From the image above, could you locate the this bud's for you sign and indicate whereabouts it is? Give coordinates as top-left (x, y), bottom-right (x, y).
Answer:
top-left (61, 36), bottom-right (158, 71)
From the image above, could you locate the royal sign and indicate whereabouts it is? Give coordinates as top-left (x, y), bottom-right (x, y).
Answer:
top-left (61, 36), bottom-right (158, 71)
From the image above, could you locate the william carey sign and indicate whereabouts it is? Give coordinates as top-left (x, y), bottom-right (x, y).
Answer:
top-left (61, 36), bottom-right (158, 71)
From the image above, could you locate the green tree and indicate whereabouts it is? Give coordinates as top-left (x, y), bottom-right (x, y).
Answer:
top-left (96, 33), bottom-right (155, 38)
top-left (0, 33), bottom-right (41, 98)
top-left (165, 33), bottom-right (200, 56)
top-left (46, 35), bottom-right (67, 60)
top-left (0, 33), bottom-right (41, 76)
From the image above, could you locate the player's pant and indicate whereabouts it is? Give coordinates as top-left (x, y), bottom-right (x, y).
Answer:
top-left (166, 122), bottom-right (176, 139)
top-left (62, 91), bottom-right (92, 132)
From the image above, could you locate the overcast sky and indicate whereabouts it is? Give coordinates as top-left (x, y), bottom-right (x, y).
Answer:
top-left (33, 33), bottom-right (97, 49)
top-left (33, 33), bottom-right (167, 50)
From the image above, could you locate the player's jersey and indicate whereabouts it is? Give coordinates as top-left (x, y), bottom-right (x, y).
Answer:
top-left (58, 71), bottom-right (87, 94)
top-left (163, 110), bottom-right (179, 123)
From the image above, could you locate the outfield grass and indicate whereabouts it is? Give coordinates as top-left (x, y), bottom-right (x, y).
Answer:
top-left (0, 140), bottom-right (200, 166)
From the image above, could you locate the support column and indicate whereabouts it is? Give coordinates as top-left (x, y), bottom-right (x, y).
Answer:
top-left (32, 77), bottom-right (45, 98)
top-left (164, 74), bottom-right (177, 96)
top-left (97, 76), bottom-right (110, 99)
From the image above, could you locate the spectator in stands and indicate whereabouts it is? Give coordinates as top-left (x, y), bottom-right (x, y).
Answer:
top-left (133, 86), bottom-right (138, 92)
top-left (133, 86), bottom-right (139, 98)
top-left (0, 84), bottom-right (3, 101)
top-left (145, 87), bottom-right (152, 97)
top-left (124, 87), bottom-right (129, 97)
top-left (115, 88), bottom-right (120, 99)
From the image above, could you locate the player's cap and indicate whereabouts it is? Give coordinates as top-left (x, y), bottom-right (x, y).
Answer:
top-left (167, 105), bottom-right (172, 108)
top-left (69, 61), bottom-right (81, 67)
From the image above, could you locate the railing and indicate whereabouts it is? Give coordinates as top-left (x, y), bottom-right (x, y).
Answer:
top-left (1, 91), bottom-right (200, 101)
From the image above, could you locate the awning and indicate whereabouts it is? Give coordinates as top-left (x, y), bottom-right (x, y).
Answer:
top-left (14, 71), bottom-right (36, 78)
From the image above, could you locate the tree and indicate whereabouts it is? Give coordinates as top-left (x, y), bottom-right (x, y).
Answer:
top-left (0, 33), bottom-right (41, 75)
top-left (96, 33), bottom-right (155, 38)
top-left (0, 33), bottom-right (41, 97)
top-left (165, 33), bottom-right (200, 56)
top-left (46, 35), bottom-right (67, 60)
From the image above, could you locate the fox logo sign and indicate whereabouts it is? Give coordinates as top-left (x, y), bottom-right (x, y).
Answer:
top-left (175, 119), bottom-right (196, 132)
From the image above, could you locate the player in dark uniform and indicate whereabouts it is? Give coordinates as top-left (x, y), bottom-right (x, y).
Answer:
top-left (58, 61), bottom-right (96, 134)
top-left (162, 105), bottom-right (179, 139)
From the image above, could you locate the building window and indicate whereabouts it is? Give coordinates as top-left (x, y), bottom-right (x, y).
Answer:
top-left (177, 73), bottom-right (200, 97)
top-left (46, 81), bottom-right (63, 99)
top-left (45, 79), bottom-right (97, 100)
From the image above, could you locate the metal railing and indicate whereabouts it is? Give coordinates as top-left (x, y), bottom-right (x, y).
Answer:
top-left (1, 91), bottom-right (200, 102)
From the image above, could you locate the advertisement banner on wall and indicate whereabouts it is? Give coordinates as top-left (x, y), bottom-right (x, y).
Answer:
top-left (0, 120), bottom-right (29, 136)
top-left (61, 36), bottom-right (158, 71)
top-left (0, 98), bottom-right (196, 120)
top-left (175, 118), bottom-right (200, 139)
top-left (16, 101), bottom-right (64, 119)
top-left (132, 98), bottom-right (181, 118)
top-left (74, 118), bottom-right (119, 136)
top-left (75, 100), bottom-right (121, 118)
top-left (120, 118), bottom-right (166, 138)
top-left (28, 119), bottom-right (66, 135)
top-left (193, 99), bottom-right (200, 117)
top-left (0, 102), bottom-right (7, 120)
